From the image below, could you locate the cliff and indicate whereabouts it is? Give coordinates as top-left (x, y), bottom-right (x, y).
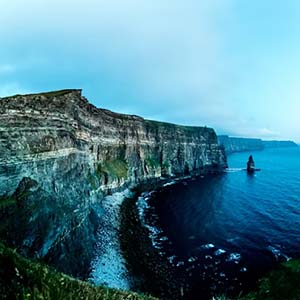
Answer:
top-left (218, 135), bottom-right (264, 154)
top-left (0, 89), bottom-right (226, 278)
top-left (218, 135), bottom-right (298, 154)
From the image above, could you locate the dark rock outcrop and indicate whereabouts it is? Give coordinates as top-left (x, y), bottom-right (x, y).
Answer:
top-left (247, 155), bottom-right (255, 173)
top-left (0, 89), bottom-right (227, 278)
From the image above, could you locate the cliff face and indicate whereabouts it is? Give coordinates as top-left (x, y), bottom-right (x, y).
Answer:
top-left (0, 89), bottom-right (226, 277)
top-left (218, 135), bottom-right (264, 154)
top-left (218, 135), bottom-right (298, 154)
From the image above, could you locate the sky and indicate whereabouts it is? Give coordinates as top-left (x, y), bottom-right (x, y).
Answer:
top-left (0, 0), bottom-right (299, 141)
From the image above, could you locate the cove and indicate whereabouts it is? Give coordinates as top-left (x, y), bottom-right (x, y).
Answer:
top-left (134, 147), bottom-right (300, 299)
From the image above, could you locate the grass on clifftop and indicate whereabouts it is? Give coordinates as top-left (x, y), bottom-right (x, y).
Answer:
top-left (144, 119), bottom-right (214, 135)
top-left (0, 242), bottom-right (156, 300)
top-left (1, 89), bottom-right (79, 100)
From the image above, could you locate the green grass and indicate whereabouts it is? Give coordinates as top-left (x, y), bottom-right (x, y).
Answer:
top-left (144, 119), bottom-right (211, 133)
top-left (0, 195), bottom-right (16, 210)
top-left (96, 159), bottom-right (128, 180)
top-left (241, 260), bottom-right (300, 300)
top-left (211, 260), bottom-right (300, 300)
top-left (0, 242), bottom-right (156, 300)
top-left (38, 90), bottom-right (80, 98)
top-left (87, 170), bottom-right (98, 190)
top-left (161, 161), bottom-right (170, 169)
top-left (144, 157), bottom-right (160, 169)
top-left (1, 89), bottom-right (79, 100)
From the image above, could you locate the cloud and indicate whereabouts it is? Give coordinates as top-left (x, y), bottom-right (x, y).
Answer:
top-left (0, 0), bottom-right (234, 112)
top-left (229, 127), bottom-right (281, 140)
top-left (256, 128), bottom-right (280, 138)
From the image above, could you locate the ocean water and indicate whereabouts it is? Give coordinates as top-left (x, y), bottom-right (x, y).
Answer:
top-left (141, 147), bottom-right (300, 299)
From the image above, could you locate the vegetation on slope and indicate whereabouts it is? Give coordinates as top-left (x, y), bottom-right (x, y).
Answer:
top-left (96, 159), bottom-right (128, 180)
top-left (144, 119), bottom-right (210, 133)
top-left (0, 242), bottom-right (156, 300)
top-left (0, 195), bottom-right (16, 210)
top-left (214, 260), bottom-right (300, 300)
top-left (241, 260), bottom-right (300, 300)
top-left (145, 156), bottom-right (160, 169)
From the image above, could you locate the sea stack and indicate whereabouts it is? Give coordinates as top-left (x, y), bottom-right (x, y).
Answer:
top-left (247, 155), bottom-right (255, 173)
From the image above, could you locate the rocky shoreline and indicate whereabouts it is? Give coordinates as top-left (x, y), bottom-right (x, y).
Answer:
top-left (119, 179), bottom-right (188, 300)
top-left (118, 172), bottom-right (224, 300)
top-left (88, 162), bottom-right (225, 293)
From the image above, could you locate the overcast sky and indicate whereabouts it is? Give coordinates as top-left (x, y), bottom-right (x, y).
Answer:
top-left (0, 0), bottom-right (299, 141)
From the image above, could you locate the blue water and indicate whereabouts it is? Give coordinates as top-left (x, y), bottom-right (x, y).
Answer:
top-left (142, 147), bottom-right (300, 299)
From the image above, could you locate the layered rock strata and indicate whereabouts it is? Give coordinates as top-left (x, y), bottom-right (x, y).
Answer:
top-left (218, 135), bottom-right (264, 154)
top-left (0, 89), bottom-right (226, 278)
top-left (218, 135), bottom-right (298, 154)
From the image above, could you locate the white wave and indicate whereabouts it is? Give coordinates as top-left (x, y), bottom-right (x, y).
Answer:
top-left (214, 249), bottom-right (226, 256)
top-left (163, 181), bottom-right (176, 187)
top-left (136, 193), bottom-right (166, 252)
top-left (167, 255), bottom-right (177, 264)
top-left (188, 256), bottom-right (197, 263)
top-left (201, 243), bottom-right (215, 249)
top-left (176, 261), bottom-right (185, 267)
top-left (267, 246), bottom-right (281, 258)
top-left (267, 245), bottom-right (291, 261)
top-left (136, 196), bottom-right (150, 223)
top-left (282, 254), bottom-right (291, 261)
top-left (225, 168), bottom-right (244, 173)
top-left (226, 253), bottom-right (241, 263)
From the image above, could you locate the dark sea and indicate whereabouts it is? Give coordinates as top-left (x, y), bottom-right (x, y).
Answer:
top-left (139, 147), bottom-right (300, 299)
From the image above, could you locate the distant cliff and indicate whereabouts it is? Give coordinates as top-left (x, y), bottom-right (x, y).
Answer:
top-left (218, 135), bottom-right (298, 154)
top-left (218, 135), bottom-right (264, 153)
top-left (0, 89), bottom-right (226, 278)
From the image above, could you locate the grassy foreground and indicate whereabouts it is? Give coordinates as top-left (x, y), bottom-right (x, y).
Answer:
top-left (1, 234), bottom-right (300, 300)
top-left (0, 242), bottom-right (156, 300)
